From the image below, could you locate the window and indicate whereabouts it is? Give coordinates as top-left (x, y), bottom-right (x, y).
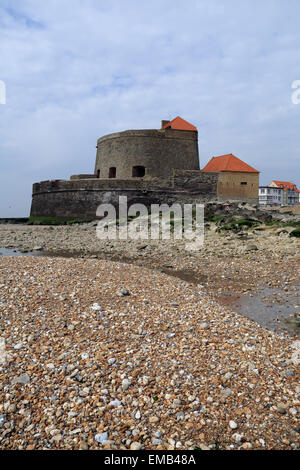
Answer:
top-left (241, 182), bottom-right (247, 185)
top-left (96, 170), bottom-right (100, 178)
top-left (132, 166), bottom-right (145, 177)
top-left (109, 167), bottom-right (116, 178)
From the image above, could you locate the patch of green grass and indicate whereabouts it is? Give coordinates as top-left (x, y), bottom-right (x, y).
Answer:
top-left (290, 228), bottom-right (300, 238)
top-left (266, 220), bottom-right (300, 228)
top-left (217, 218), bottom-right (259, 232)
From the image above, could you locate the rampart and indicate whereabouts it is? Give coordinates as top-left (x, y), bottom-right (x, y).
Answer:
top-left (30, 171), bottom-right (219, 219)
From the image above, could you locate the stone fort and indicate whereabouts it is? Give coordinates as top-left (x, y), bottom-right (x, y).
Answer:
top-left (30, 117), bottom-right (259, 219)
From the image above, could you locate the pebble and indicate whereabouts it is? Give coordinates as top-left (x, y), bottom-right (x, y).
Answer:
top-left (109, 399), bottom-right (122, 407)
top-left (121, 379), bottom-right (131, 390)
top-left (0, 415), bottom-right (6, 426)
top-left (118, 289), bottom-right (130, 297)
top-left (95, 433), bottom-right (108, 443)
top-left (130, 442), bottom-right (142, 450)
top-left (277, 404), bottom-right (287, 415)
top-left (11, 374), bottom-right (30, 385)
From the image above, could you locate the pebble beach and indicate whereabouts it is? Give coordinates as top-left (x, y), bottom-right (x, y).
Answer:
top-left (0, 223), bottom-right (299, 450)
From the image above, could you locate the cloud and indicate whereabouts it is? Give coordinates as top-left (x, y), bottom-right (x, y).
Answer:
top-left (0, 0), bottom-right (300, 216)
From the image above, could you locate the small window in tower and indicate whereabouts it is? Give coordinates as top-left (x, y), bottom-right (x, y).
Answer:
top-left (241, 182), bottom-right (247, 185)
top-left (109, 167), bottom-right (116, 178)
top-left (132, 166), bottom-right (145, 178)
top-left (97, 170), bottom-right (100, 178)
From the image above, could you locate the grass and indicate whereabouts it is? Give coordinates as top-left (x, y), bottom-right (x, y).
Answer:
top-left (217, 218), bottom-right (260, 232)
top-left (265, 220), bottom-right (300, 227)
top-left (290, 228), bottom-right (300, 238)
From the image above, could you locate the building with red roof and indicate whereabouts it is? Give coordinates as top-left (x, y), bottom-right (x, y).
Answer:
top-left (202, 154), bottom-right (260, 202)
top-left (202, 154), bottom-right (259, 174)
top-left (161, 116), bottom-right (197, 132)
top-left (269, 181), bottom-right (299, 205)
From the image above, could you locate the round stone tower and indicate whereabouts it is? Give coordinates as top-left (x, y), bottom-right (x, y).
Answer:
top-left (94, 126), bottom-right (199, 180)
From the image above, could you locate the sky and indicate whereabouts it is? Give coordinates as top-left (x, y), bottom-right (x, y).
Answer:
top-left (0, 0), bottom-right (300, 217)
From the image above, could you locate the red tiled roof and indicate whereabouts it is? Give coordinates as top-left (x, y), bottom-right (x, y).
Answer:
top-left (162, 116), bottom-right (197, 131)
top-left (202, 154), bottom-right (259, 173)
top-left (271, 181), bottom-right (297, 191)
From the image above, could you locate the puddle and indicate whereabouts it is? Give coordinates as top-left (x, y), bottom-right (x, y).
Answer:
top-left (0, 248), bottom-right (82, 258)
top-left (216, 286), bottom-right (300, 336)
top-left (0, 248), bottom-right (39, 257)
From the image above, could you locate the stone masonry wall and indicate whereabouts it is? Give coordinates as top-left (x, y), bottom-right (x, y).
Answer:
top-left (30, 171), bottom-right (219, 218)
top-left (94, 129), bottom-right (200, 179)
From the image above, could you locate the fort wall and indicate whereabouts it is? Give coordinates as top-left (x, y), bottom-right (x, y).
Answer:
top-left (94, 129), bottom-right (200, 179)
top-left (30, 171), bottom-right (219, 219)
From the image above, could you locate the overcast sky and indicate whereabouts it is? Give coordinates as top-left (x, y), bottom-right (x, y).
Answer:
top-left (0, 0), bottom-right (300, 217)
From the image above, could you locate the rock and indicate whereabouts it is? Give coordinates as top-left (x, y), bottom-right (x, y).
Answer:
top-left (229, 420), bottom-right (238, 429)
top-left (285, 370), bottom-right (294, 377)
top-left (109, 399), bottom-right (122, 407)
top-left (277, 404), bottom-right (287, 415)
top-left (149, 416), bottom-right (159, 424)
top-left (152, 438), bottom-right (163, 445)
top-left (224, 372), bottom-right (232, 381)
top-left (220, 388), bottom-right (233, 399)
top-left (79, 387), bottom-right (90, 397)
top-left (90, 303), bottom-right (102, 311)
top-left (122, 378), bottom-right (131, 390)
top-left (130, 442), bottom-right (143, 450)
top-left (118, 289), bottom-right (130, 296)
top-left (11, 374), bottom-right (30, 385)
top-left (0, 414), bottom-right (6, 426)
top-left (108, 358), bottom-right (116, 365)
top-left (79, 439), bottom-right (88, 450)
top-left (176, 412), bottom-right (185, 421)
top-left (197, 443), bottom-right (210, 450)
top-left (172, 398), bottom-right (182, 408)
top-left (232, 433), bottom-right (243, 444)
top-left (199, 322), bottom-right (210, 329)
top-left (241, 442), bottom-right (252, 449)
top-left (244, 244), bottom-right (258, 252)
top-left (33, 246), bottom-right (43, 251)
top-left (95, 432), bottom-right (108, 443)
top-left (142, 376), bottom-right (149, 385)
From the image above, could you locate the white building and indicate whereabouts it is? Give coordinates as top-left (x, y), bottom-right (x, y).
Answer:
top-left (269, 181), bottom-right (298, 205)
top-left (259, 186), bottom-right (283, 206)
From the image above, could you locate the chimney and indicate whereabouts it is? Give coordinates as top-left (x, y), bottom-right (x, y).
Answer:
top-left (161, 120), bottom-right (170, 128)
